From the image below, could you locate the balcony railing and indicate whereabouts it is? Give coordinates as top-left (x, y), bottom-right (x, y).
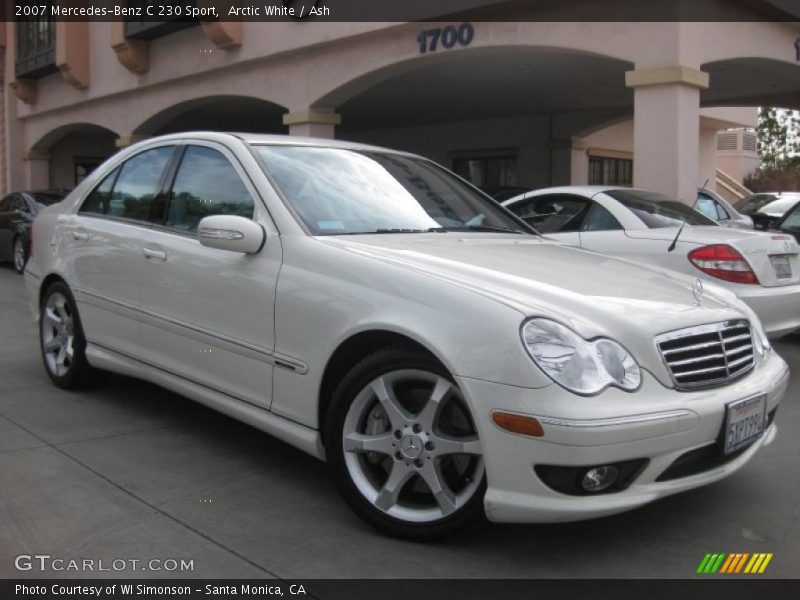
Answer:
top-left (15, 19), bottom-right (57, 79)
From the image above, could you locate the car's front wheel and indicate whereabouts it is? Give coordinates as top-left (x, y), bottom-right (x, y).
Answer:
top-left (325, 346), bottom-right (486, 539)
top-left (40, 282), bottom-right (107, 389)
top-left (12, 237), bottom-right (27, 274)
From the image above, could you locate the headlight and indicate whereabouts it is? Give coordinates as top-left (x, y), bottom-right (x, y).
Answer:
top-left (521, 318), bottom-right (641, 395)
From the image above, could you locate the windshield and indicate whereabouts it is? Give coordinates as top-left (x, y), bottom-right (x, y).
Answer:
top-left (605, 189), bottom-right (717, 228)
top-left (752, 196), bottom-right (797, 216)
top-left (735, 194), bottom-right (800, 215)
top-left (779, 204), bottom-right (800, 231)
top-left (255, 145), bottom-right (531, 236)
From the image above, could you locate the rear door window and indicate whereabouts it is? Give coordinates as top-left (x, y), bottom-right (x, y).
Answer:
top-left (79, 146), bottom-right (174, 222)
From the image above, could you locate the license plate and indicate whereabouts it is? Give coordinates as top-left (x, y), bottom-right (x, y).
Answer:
top-left (724, 395), bottom-right (766, 455)
top-left (770, 254), bottom-right (792, 279)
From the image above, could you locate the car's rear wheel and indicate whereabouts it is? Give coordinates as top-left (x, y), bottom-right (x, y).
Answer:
top-left (40, 282), bottom-right (107, 389)
top-left (12, 237), bottom-right (27, 274)
top-left (325, 345), bottom-right (486, 539)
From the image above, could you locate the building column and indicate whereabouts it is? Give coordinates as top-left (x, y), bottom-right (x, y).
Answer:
top-left (282, 109), bottom-right (341, 139)
top-left (24, 150), bottom-right (50, 189)
top-left (569, 138), bottom-right (589, 186)
top-left (626, 66), bottom-right (709, 204)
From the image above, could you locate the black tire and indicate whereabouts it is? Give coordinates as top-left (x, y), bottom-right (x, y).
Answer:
top-left (12, 236), bottom-right (27, 274)
top-left (39, 281), bottom-right (108, 389)
top-left (324, 345), bottom-right (486, 540)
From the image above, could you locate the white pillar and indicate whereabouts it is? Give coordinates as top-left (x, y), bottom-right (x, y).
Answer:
top-left (569, 139), bottom-right (589, 186)
top-left (282, 108), bottom-right (341, 139)
top-left (24, 150), bottom-right (50, 189)
top-left (626, 66), bottom-right (709, 204)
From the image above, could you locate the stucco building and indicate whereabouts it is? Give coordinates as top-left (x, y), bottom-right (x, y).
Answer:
top-left (1, 1), bottom-right (799, 204)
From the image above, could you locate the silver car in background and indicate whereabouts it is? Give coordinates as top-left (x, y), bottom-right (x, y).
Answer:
top-left (696, 188), bottom-right (753, 230)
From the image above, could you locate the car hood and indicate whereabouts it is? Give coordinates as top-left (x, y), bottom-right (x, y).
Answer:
top-left (321, 233), bottom-right (747, 384)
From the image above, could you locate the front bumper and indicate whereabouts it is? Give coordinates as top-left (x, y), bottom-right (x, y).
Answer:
top-left (456, 351), bottom-right (789, 523)
top-left (737, 282), bottom-right (800, 338)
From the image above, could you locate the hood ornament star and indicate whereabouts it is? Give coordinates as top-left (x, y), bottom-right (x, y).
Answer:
top-left (692, 278), bottom-right (704, 305)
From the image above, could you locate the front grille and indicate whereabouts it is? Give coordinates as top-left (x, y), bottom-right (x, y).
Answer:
top-left (656, 409), bottom-right (777, 482)
top-left (655, 320), bottom-right (755, 390)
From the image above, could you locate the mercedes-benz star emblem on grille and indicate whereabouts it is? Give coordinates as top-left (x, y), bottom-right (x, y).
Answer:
top-left (693, 278), bottom-right (704, 304)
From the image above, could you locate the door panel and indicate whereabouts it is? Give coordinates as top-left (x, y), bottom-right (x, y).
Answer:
top-left (139, 231), bottom-right (279, 408)
top-left (68, 145), bottom-right (176, 359)
top-left (68, 217), bottom-right (145, 358)
top-left (139, 144), bottom-right (280, 409)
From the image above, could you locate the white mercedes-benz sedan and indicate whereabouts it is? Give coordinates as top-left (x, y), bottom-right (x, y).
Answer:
top-left (25, 134), bottom-right (788, 539)
top-left (503, 186), bottom-right (800, 338)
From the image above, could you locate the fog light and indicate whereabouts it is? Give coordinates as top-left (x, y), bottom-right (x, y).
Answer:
top-left (581, 466), bottom-right (619, 492)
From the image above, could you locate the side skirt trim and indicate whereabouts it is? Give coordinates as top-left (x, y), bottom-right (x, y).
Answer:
top-left (86, 341), bottom-right (325, 461)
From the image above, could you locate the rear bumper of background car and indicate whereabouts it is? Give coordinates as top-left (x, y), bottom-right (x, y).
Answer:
top-left (456, 351), bottom-right (788, 523)
top-left (737, 283), bottom-right (800, 338)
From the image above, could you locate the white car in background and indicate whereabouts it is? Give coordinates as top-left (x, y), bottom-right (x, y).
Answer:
top-left (503, 186), bottom-right (800, 338)
top-left (24, 135), bottom-right (788, 538)
top-left (696, 187), bottom-right (753, 230)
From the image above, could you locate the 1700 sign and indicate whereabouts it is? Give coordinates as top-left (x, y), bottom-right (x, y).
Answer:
top-left (417, 24), bottom-right (475, 54)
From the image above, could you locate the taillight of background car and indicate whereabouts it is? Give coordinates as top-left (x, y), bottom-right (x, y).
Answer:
top-left (688, 244), bottom-right (759, 284)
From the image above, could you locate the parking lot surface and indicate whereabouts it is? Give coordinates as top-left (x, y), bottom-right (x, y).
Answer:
top-left (0, 267), bottom-right (798, 579)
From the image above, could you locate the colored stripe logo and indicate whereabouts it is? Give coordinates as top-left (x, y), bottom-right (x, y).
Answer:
top-left (697, 553), bottom-right (773, 574)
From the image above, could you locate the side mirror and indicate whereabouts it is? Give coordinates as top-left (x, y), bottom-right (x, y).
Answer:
top-left (197, 215), bottom-right (265, 254)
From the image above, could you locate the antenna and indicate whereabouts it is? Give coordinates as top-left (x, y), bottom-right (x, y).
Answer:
top-left (668, 179), bottom-right (708, 252)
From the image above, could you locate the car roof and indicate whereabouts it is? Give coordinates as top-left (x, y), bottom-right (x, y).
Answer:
top-left (137, 131), bottom-right (413, 156)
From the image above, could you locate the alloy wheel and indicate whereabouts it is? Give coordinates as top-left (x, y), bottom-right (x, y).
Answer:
top-left (13, 238), bottom-right (26, 273)
top-left (342, 369), bottom-right (484, 523)
top-left (41, 292), bottom-right (76, 377)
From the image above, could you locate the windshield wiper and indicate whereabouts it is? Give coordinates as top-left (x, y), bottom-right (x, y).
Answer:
top-left (353, 226), bottom-right (523, 235)
top-left (371, 228), bottom-right (444, 234)
top-left (455, 225), bottom-right (525, 234)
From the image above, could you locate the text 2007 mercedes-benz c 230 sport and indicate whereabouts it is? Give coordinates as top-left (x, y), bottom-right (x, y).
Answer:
top-left (24, 133), bottom-right (788, 539)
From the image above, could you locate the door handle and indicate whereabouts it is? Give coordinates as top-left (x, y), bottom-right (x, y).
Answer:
top-left (143, 247), bottom-right (167, 261)
top-left (72, 230), bottom-right (89, 241)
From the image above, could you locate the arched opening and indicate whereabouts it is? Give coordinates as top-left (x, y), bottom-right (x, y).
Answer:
top-left (133, 95), bottom-right (287, 137)
top-left (316, 46), bottom-right (635, 194)
top-left (31, 123), bottom-right (119, 190)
